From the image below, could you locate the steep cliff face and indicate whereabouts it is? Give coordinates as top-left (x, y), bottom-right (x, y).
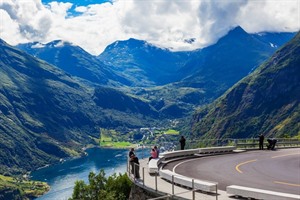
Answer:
top-left (129, 185), bottom-right (158, 200)
top-left (0, 188), bottom-right (23, 200)
top-left (192, 32), bottom-right (300, 139)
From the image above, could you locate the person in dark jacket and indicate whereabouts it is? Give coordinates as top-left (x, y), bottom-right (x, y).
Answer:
top-left (130, 154), bottom-right (140, 179)
top-left (128, 148), bottom-right (135, 174)
top-left (179, 136), bottom-right (186, 150)
top-left (259, 134), bottom-right (265, 150)
top-left (267, 139), bottom-right (277, 150)
top-left (129, 148), bottom-right (134, 158)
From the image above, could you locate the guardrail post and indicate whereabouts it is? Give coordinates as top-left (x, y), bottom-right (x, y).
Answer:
top-left (155, 172), bottom-right (158, 191)
top-left (127, 159), bottom-right (129, 174)
top-left (216, 184), bottom-right (218, 200)
top-left (133, 163), bottom-right (136, 180)
top-left (142, 167), bottom-right (145, 187)
top-left (129, 161), bottom-right (131, 176)
top-left (172, 175), bottom-right (174, 195)
top-left (192, 179), bottom-right (195, 200)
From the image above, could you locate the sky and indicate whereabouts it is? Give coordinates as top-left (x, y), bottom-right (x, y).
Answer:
top-left (0, 0), bottom-right (299, 55)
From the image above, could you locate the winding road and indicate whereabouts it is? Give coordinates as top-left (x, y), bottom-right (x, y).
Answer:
top-left (163, 148), bottom-right (300, 195)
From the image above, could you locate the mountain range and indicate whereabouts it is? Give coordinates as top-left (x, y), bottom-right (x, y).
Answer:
top-left (17, 26), bottom-right (296, 117)
top-left (0, 26), bottom-right (297, 174)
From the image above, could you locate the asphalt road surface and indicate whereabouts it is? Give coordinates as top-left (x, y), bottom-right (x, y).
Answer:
top-left (164, 148), bottom-right (300, 195)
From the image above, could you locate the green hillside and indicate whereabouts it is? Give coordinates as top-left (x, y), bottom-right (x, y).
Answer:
top-left (0, 40), bottom-right (158, 174)
top-left (191, 31), bottom-right (300, 139)
top-left (0, 174), bottom-right (49, 200)
top-left (0, 40), bottom-right (90, 174)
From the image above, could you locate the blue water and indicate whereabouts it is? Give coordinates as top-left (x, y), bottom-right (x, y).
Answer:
top-left (31, 147), bottom-right (148, 200)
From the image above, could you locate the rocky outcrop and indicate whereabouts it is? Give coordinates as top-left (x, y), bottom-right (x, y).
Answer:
top-left (0, 188), bottom-right (24, 200)
top-left (129, 184), bottom-right (159, 200)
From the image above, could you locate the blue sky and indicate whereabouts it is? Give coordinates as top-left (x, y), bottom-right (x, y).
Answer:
top-left (1, 0), bottom-right (299, 55)
top-left (42, 0), bottom-right (112, 6)
top-left (41, 0), bottom-right (112, 16)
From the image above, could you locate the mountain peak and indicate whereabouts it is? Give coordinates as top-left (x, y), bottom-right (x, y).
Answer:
top-left (214, 25), bottom-right (251, 45)
top-left (114, 38), bottom-right (147, 48)
top-left (227, 26), bottom-right (248, 37)
top-left (45, 40), bottom-right (73, 48)
top-left (104, 38), bottom-right (163, 54)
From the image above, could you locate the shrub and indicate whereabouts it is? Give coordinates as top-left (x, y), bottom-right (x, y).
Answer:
top-left (69, 170), bottom-right (132, 200)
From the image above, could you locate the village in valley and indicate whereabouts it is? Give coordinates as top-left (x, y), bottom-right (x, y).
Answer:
top-left (99, 119), bottom-right (182, 151)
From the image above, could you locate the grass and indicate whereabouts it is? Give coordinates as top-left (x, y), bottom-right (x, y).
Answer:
top-left (0, 174), bottom-right (49, 198)
top-left (100, 131), bottom-right (134, 148)
top-left (100, 141), bottom-right (133, 148)
top-left (164, 129), bottom-right (180, 135)
top-left (293, 132), bottom-right (300, 139)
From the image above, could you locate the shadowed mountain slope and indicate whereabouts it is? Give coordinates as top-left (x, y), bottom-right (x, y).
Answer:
top-left (17, 40), bottom-right (130, 86)
top-left (98, 38), bottom-right (190, 86)
top-left (191, 31), bottom-right (300, 139)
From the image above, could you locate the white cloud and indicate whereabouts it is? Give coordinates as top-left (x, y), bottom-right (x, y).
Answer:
top-left (0, 0), bottom-right (299, 55)
top-left (0, 9), bottom-right (20, 41)
top-left (238, 0), bottom-right (299, 32)
top-left (74, 6), bottom-right (87, 13)
top-left (196, 0), bottom-right (248, 44)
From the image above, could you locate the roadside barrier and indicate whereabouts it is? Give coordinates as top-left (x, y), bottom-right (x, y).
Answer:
top-left (127, 146), bottom-right (236, 199)
top-left (227, 185), bottom-right (300, 200)
top-left (127, 141), bottom-right (300, 200)
top-left (148, 158), bottom-right (160, 174)
top-left (170, 138), bottom-right (300, 150)
top-left (234, 138), bottom-right (300, 149)
top-left (159, 169), bottom-right (217, 193)
top-left (128, 161), bottom-right (219, 200)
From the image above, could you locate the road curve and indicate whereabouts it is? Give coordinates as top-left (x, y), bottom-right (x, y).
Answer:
top-left (163, 148), bottom-right (300, 195)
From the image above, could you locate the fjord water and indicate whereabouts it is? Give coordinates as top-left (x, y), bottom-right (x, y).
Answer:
top-left (31, 147), bottom-right (148, 200)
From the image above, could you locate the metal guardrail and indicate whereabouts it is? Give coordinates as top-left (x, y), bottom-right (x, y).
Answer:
top-left (129, 138), bottom-right (300, 199)
top-left (127, 155), bottom-right (219, 200)
top-left (234, 138), bottom-right (300, 149)
top-left (159, 138), bottom-right (300, 151)
top-left (138, 138), bottom-right (300, 154)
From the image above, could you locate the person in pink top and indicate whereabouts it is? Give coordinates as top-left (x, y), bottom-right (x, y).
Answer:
top-left (148, 148), bottom-right (157, 162)
top-left (154, 146), bottom-right (159, 158)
